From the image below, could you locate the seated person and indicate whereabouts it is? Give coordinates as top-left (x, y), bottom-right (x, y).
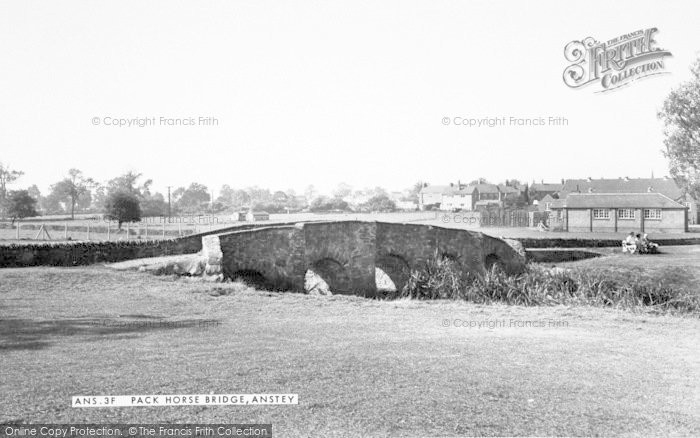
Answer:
top-left (635, 233), bottom-right (643, 253)
top-left (641, 233), bottom-right (659, 253)
top-left (622, 232), bottom-right (638, 253)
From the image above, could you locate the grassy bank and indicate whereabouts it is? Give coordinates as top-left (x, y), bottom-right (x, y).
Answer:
top-left (1, 266), bottom-right (699, 436)
top-left (402, 259), bottom-right (699, 314)
top-left (399, 247), bottom-right (700, 314)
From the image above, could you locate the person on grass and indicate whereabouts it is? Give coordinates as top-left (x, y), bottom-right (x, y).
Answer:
top-left (641, 233), bottom-right (659, 253)
top-left (635, 233), bottom-right (643, 253)
top-left (622, 232), bottom-right (638, 254)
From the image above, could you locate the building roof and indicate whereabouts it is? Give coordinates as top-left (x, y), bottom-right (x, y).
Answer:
top-left (553, 192), bottom-right (685, 209)
top-left (550, 198), bottom-right (566, 208)
top-left (447, 186), bottom-right (477, 195)
top-left (473, 183), bottom-right (500, 194)
top-left (561, 177), bottom-right (684, 199)
top-left (497, 184), bottom-right (522, 194)
top-left (530, 183), bottom-right (562, 192)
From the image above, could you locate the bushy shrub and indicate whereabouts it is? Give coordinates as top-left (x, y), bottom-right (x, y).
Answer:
top-left (399, 256), bottom-right (699, 314)
top-left (104, 191), bottom-right (141, 228)
top-left (401, 255), bottom-right (467, 300)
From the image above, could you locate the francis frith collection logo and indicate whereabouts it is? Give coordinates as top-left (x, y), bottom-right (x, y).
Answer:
top-left (563, 28), bottom-right (672, 92)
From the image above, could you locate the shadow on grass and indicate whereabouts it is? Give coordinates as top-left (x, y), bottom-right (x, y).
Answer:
top-left (0, 315), bottom-right (221, 351)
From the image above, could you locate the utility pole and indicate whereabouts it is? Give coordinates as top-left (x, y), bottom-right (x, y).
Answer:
top-left (167, 186), bottom-right (172, 221)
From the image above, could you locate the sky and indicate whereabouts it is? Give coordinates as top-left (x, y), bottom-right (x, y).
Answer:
top-left (1, 0), bottom-right (699, 197)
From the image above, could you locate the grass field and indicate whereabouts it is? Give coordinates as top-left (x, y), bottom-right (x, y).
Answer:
top-left (1, 263), bottom-right (699, 436)
top-left (0, 212), bottom-right (436, 243)
top-left (534, 245), bottom-right (700, 294)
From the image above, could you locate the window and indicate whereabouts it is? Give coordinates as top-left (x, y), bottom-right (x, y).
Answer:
top-left (544, 202), bottom-right (552, 211)
top-left (593, 209), bottom-right (610, 220)
top-left (617, 209), bottom-right (635, 220)
top-left (683, 202), bottom-right (691, 209)
top-left (644, 209), bottom-right (662, 220)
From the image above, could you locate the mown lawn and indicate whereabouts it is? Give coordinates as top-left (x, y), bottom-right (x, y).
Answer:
top-left (549, 245), bottom-right (700, 287)
top-left (1, 266), bottom-right (699, 437)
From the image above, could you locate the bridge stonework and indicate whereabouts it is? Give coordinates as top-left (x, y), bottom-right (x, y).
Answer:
top-left (214, 221), bottom-right (525, 297)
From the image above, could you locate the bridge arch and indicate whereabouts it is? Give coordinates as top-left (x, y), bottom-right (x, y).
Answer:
top-left (375, 253), bottom-right (411, 295)
top-left (484, 253), bottom-right (503, 272)
top-left (309, 258), bottom-right (352, 294)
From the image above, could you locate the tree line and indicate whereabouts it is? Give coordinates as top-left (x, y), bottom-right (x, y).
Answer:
top-left (0, 167), bottom-right (422, 225)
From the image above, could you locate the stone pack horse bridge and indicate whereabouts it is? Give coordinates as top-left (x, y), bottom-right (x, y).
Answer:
top-left (203, 221), bottom-right (525, 297)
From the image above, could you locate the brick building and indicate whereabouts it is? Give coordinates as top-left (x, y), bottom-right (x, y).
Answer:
top-left (560, 177), bottom-right (698, 224)
top-left (549, 192), bottom-right (688, 233)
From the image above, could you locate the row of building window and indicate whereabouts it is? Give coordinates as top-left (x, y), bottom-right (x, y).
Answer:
top-left (592, 209), bottom-right (662, 220)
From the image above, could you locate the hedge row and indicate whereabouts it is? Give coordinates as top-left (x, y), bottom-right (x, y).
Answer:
top-left (0, 237), bottom-right (203, 267)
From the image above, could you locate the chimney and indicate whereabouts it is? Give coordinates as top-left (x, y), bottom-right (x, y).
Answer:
top-left (624, 176), bottom-right (630, 182)
top-left (586, 176), bottom-right (593, 182)
top-left (450, 182), bottom-right (454, 187)
top-left (541, 179), bottom-right (544, 184)
top-left (561, 178), bottom-right (564, 185)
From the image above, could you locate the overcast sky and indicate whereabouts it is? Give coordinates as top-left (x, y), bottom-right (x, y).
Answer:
top-left (1, 0), bottom-right (699, 196)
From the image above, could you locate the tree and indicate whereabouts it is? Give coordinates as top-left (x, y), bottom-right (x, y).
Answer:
top-left (27, 184), bottom-right (42, 212)
top-left (49, 169), bottom-right (96, 219)
top-left (246, 186), bottom-right (272, 205)
top-left (272, 190), bottom-right (289, 205)
top-left (468, 178), bottom-right (491, 185)
top-left (284, 189), bottom-right (306, 210)
top-left (309, 196), bottom-right (349, 212)
top-left (6, 190), bottom-right (38, 224)
top-left (304, 185), bottom-right (317, 201)
top-left (212, 186), bottom-right (250, 210)
top-left (91, 185), bottom-right (108, 211)
top-left (658, 57), bottom-right (700, 200)
top-left (173, 183), bottom-right (210, 213)
top-left (332, 182), bottom-right (353, 199)
top-left (104, 191), bottom-right (141, 229)
top-left (141, 192), bottom-right (168, 217)
top-left (41, 190), bottom-right (63, 214)
top-left (401, 182), bottom-right (423, 201)
top-left (216, 184), bottom-right (236, 207)
top-left (107, 171), bottom-right (152, 198)
top-left (76, 189), bottom-right (93, 211)
top-left (231, 189), bottom-right (251, 208)
top-left (362, 194), bottom-right (396, 212)
top-left (0, 162), bottom-right (24, 218)
top-left (27, 184), bottom-right (41, 201)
